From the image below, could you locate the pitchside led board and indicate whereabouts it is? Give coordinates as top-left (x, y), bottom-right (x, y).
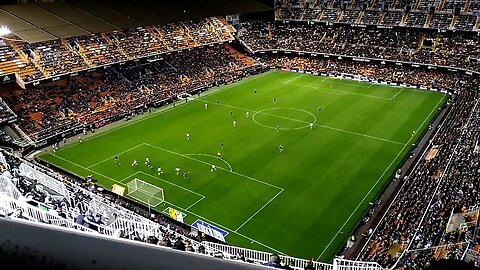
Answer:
top-left (168, 207), bottom-right (184, 223)
top-left (112, 184), bottom-right (125, 196)
top-left (192, 219), bottom-right (228, 242)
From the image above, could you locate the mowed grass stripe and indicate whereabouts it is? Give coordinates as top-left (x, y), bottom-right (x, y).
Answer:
top-left (39, 70), bottom-right (446, 261)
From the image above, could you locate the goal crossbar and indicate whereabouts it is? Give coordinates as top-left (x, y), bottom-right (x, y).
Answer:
top-left (126, 178), bottom-right (164, 208)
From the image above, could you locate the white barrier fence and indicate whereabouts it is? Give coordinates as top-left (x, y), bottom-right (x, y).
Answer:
top-left (202, 241), bottom-right (334, 270)
top-left (0, 194), bottom-right (97, 234)
top-left (0, 151), bottom-right (9, 170)
top-left (108, 218), bottom-right (161, 238)
top-left (0, 175), bottom-right (22, 199)
top-left (0, 151), bottom-right (387, 269)
top-left (19, 162), bottom-right (70, 201)
top-left (202, 242), bottom-right (386, 270)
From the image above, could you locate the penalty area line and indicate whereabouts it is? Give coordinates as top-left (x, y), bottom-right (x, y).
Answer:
top-left (143, 143), bottom-right (283, 191)
top-left (186, 196), bottom-right (206, 210)
top-left (87, 143), bottom-right (145, 168)
top-left (163, 200), bottom-right (286, 255)
top-left (184, 153), bottom-right (233, 172)
top-left (49, 155), bottom-right (283, 254)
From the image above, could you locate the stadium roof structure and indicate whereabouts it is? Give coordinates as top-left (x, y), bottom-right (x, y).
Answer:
top-left (0, 0), bottom-right (272, 43)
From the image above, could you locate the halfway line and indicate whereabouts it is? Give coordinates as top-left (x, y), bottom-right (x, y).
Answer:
top-left (199, 99), bottom-right (406, 146)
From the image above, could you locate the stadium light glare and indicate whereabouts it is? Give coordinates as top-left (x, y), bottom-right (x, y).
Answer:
top-left (0, 26), bottom-right (11, 37)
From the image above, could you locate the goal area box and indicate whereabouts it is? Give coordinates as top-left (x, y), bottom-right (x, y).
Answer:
top-left (125, 178), bottom-right (164, 207)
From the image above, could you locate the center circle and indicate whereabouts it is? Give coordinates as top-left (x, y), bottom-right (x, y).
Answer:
top-left (252, 108), bottom-right (317, 130)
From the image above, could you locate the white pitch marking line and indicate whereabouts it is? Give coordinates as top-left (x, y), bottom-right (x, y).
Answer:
top-left (163, 199), bottom-right (285, 255)
top-left (314, 95), bottom-right (446, 261)
top-left (57, 70), bottom-right (276, 152)
top-left (286, 81), bottom-right (392, 100)
top-left (389, 87), bottom-right (405, 101)
top-left (313, 85), bottom-right (389, 100)
top-left (143, 143), bottom-right (283, 191)
top-left (119, 172), bottom-right (141, 183)
top-left (235, 189), bottom-right (284, 232)
top-left (314, 122), bottom-right (405, 146)
top-left (283, 74), bottom-right (303, 84)
top-left (49, 154), bottom-right (284, 254)
top-left (184, 153), bottom-right (233, 172)
top-left (252, 107), bottom-right (317, 131)
top-left (186, 196), bottom-right (206, 210)
top-left (87, 143), bottom-right (145, 168)
top-left (200, 99), bottom-right (406, 146)
top-left (51, 154), bottom-right (119, 183)
top-left (136, 171), bottom-right (206, 198)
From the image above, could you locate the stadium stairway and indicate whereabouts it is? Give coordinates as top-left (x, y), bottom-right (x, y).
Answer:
top-left (1, 124), bottom-right (33, 148)
top-left (225, 45), bottom-right (257, 66)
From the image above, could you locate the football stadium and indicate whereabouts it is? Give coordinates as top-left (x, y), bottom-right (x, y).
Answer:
top-left (0, 0), bottom-right (478, 270)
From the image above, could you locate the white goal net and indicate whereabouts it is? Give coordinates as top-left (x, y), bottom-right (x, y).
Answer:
top-left (125, 178), bottom-right (164, 208)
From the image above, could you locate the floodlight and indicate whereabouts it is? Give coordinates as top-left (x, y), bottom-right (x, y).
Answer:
top-left (0, 26), bottom-right (11, 37)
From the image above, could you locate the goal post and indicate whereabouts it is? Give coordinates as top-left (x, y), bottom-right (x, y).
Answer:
top-left (125, 178), bottom-right (164, 208)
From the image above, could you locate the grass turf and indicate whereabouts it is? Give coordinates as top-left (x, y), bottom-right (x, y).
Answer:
top-left (39, 70), bottom-right (447, 262)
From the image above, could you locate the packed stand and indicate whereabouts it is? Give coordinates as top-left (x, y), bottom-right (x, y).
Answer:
top-left (238, 21), bottom-right (480, 71)
top-left (429, 13), bottom-right (453, 29)
top-left (275, 0), bottom-right (479, 31)
top-left (0, 38), bottom-right (43, 81)
top-left (25, 39), bottom-right (89, 77)
top-left (0, 150), bottom-right (210, 255)
top-left (454, 14), bottom-right (478, 31)
top-left (393, 94), bottom-right (480, 269)
top-left (405, 12), bottom-right (427, 28)
top-left (0, 150), bottom-right (332, 269)
top-left (4, 17), bottom-right (235, 83)
top-left (69, 33), bottom-right (128, 66)
top-left (1, 45), bottom-right (258, 144)
top-left (128, 45), bottom-right (257, 95)
top-left (259, 53), bottom-right (480, 269)
top-left (442, 0), bottom-right (468, 11)
top-left (0, 98), bottom-right (16, 125)
top-left (259, 54), bottom-right (461, 91)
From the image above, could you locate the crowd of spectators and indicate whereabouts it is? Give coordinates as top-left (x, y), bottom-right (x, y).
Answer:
top-left (0, 150), bottom-right (210, 254)
top-left (0, 98), bottom-right (16, 125)
top-left (2, 17), bottom-right (235, 83)
top-left (25, 39), bottom-right (89, 77)
top-left (1, 44), bottom-right (259, 143)
top-left (275, 0), bottom-right (479, 31)
top-left (3, 49), bottom-right (479, 269)
top-left (1, 8), bottom-right (479, 268)
top-left (0, 150), bottom-right (319, 269)
top-left (0, 38), bottom-right (43, 81)
top-left (258, 53), bottom-right (480, 269)
top-left (358, 76), bottom-right (479, 269)
top-left (238, 21), bottom-right (480, 71)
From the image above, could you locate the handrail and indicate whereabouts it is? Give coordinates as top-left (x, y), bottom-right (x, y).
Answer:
top-left (202, 241), bottom-right (335, 270)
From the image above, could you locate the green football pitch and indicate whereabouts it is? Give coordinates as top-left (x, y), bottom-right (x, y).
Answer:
top-left (40, 70), bottom-right (446, 261)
